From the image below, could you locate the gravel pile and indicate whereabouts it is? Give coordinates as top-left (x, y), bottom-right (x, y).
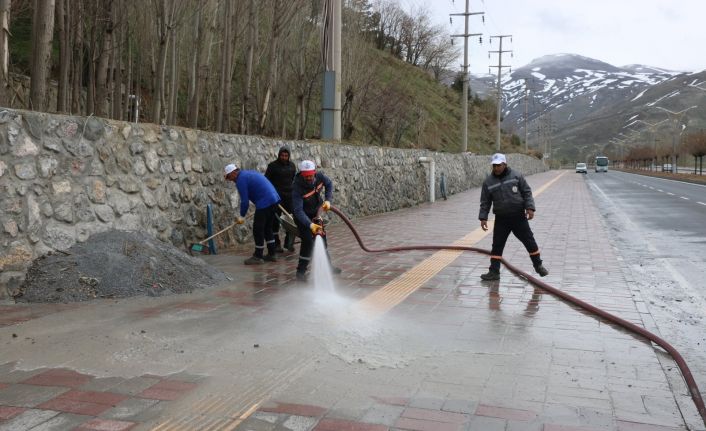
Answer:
top-left (17, 230), bottom-right (229, 303)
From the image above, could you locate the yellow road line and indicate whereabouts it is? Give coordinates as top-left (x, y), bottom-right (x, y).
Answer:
top-left (357, 170), bottom-right (566, 318)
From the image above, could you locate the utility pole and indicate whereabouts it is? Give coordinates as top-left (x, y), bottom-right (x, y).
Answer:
top-left (523, 79), bottom-right (529, 151)
top-left (321, 0), bottom-right (342, 141)
top-left (450, 2), bottom-right (483, 153)
top-left (489, 35), bottom-right (512, 151)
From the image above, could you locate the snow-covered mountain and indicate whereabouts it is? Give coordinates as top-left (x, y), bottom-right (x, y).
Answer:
top-left (469, 53), bottom-right (706, 160)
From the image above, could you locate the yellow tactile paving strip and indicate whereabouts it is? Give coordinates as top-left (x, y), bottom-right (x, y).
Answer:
top-left (147, 170), bottom-right (566, 430)
top-left (357, 170), bottom-right (566, 318)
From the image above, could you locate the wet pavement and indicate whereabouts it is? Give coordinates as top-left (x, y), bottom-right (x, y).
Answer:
top-left (1, 170), bottom-right (704, 431)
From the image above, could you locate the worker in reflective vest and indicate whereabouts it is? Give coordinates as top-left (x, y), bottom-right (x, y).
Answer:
top-left (291, 160), bottom-right (340, 281)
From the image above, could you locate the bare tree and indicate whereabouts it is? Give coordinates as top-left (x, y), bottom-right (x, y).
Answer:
top-left (151, 0), bottom-right (178, 124)
top-left (70, 0), bottom-right (84, 114)
top-left (371, 0), bottom-right (404, 56)
top-left (425, 36), bottom-right (458, 81)
top-left (341, 10), bottom-right (377, 141)
top-left (29, 0), bottom-right (55, 111)
top-left (215, 0), bottom-right (231, 132)
top-left (684, 130), bottom-right (706, 175)
top-left (259, 0), bottom-right (297, 133)
top-left (0, 0), bottom-right (10, 102)
top-left (287, 0), bottom-right (321, 139)
top-left (94, 0), bottom-right (113, 117)
top-left (239, 0), bottom-right (257, 134)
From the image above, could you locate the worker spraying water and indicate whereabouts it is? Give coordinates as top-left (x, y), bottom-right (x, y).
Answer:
top-left (291, 160), bottom-right (341, 282)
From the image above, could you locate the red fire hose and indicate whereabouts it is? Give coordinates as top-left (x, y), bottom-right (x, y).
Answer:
top-left (330, 206), bottom-right (706, 427)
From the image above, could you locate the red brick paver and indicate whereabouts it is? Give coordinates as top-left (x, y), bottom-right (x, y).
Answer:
top-left (22, 368), bottom-right (93, 388)
top-left (38, 397), bottom-right (112, 416)
top-left (313, 418), bottom-right (388, 431)
top-left (0, 405), bottom-right (26, 420)
top-left (58, 389), bottom-right (128, 406)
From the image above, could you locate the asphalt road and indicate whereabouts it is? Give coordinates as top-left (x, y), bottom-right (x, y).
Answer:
top-left (583, 170), bottom-right (706, 397)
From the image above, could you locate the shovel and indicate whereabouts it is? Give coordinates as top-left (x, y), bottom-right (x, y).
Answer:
top-left (278, 204), bottom-right (300, 238)
top-left (188, 222), bottom-right (237, 255)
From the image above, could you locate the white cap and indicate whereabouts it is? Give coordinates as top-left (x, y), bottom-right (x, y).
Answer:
top-left (490, 153), bottom-right (506, 165)
top-left (299, 160), bottom-right (316, 173)
top-left (224, 163), bottom-right (238, 175)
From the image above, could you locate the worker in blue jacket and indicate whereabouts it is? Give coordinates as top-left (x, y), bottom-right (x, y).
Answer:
top-left (224, 163), bottom-right (280, 265)
top-left (291, 160), bottom-right (340, 281)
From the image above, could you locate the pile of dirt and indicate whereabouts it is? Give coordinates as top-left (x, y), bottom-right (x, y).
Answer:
top-left (17, 230), bottom-right (229, 303)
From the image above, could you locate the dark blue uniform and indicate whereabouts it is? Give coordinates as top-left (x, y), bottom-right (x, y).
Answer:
top-left (291, 171), bottom-right (333, 274)
top-left (479, 167), bottom-right (544, 275)
top-left (232, 170), bottom-right (280, 260)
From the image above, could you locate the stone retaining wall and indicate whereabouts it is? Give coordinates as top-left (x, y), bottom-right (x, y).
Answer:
top-left (0, 108), bottom-right (546, 297)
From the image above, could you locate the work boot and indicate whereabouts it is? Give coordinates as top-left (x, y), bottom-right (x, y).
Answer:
top-left (263, 254), bottom-right (277, 262)
top-left (480, 269), bottom-right (500, 281)
top-left (296, 271), bottom-right (308, 281)
top-left (244, 256), bottom-right (264, 265)
top-left (534, 265), bottom-right (549, 277)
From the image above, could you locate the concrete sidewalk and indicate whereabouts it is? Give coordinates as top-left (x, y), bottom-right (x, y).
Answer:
top-left (0, 170), bottom-right (703, 431)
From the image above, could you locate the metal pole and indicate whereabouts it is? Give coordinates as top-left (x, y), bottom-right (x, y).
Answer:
top-left (489, 34), bottom-right (512, 151)
top-left (462, 0), bottom-right (469, 153)
top-left (451, 7), bottom-right (483, 153)
top-left (321, 0), bottom-right (341, 141)
top-left (495, 36), bottom-right (502, 151)
top-left (333, 0), bottom-right (341, 140)
top-left (525, 79), bottom-right (529, 152)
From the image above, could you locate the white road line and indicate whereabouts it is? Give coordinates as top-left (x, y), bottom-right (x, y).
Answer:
top-left (657, 189), bottom-right (663, 192)
top-left (698, 202), bottom-right (706, 206)
top-left (667, 192), bottom-right (675, 196)
top-left (619, 171), bottom-right (706, 188)
top-left (648, 187), bottom-right (655, 190)
top-left (680, 196), bottom-right (689, 200)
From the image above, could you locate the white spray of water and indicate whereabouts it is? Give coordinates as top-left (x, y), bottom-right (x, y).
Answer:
top-left (311, 235), bottom-right (336, 294)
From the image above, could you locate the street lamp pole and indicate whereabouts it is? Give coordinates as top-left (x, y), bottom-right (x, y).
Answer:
top-left (655, 106), bottom-right (698, 174)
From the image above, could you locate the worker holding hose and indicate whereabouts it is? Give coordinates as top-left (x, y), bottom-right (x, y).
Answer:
top-left (291, 160), bottom-right (340, 281)
top-left (478, 153), bottom-right (549, 280)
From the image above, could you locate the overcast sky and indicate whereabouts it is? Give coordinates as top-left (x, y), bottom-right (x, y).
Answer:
top-left (399, 0), bottom-right (706, 75)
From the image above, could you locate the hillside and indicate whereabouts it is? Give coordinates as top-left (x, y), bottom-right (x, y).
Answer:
top-left (344, 48), bottom-right (510, 154)
top-left (485, 54), bottom-right (706, 161)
